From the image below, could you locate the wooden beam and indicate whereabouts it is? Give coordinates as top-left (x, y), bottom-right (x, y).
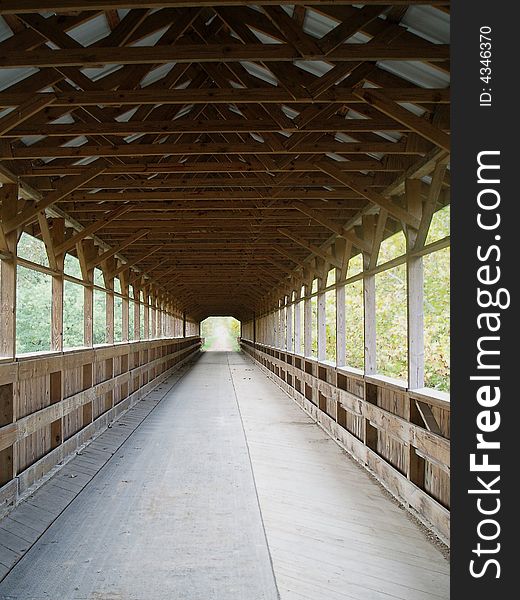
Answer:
top-left (0, 88), bottom-right (450, 108)
top-left (0, 44), bottom-right (450, 69)
top-left (86, 229), bottom-right (150, 271)
top-left (0, 1), bottom-right (448, 14)
top-left (368, 209), bottom-right (388, 269)
top-left (21, 158), bottom-right (410, 177)
top-left (318, 5), bottom-right (387, 54)
top-left (264, 5), bottom-right (321, 56)
top-left (278, 229), bottom-right (342, 269)
top-left (353, 89), bottom-right (451, 151)
top-left (4, 116), bottom-right (428, 138)
top-left (37, 212), bottom-right (58, 271)
top-left (111, 246), bottom-right (162, 279)
top-left (414, 162), bottom-right (448, 249)
top-left (54, 205), bottom-right (131, 256)
top-left (318, 162), bottom-right (421, 228)
top-left (0, 94), bottom-right (55, 136)
top-left (293, 202), bottom-right (371, 252)
top-left (3, 166), bottom-right (106, 233)
top-left (0, 140), bottom-right (413, 161)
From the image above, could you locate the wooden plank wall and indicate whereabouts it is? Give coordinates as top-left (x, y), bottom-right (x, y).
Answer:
top-left (240, 339), bottom-right (450, 544)
top-left (0, 336), bottom-right (202, 514)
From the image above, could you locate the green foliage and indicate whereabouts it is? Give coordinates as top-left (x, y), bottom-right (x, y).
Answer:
top-left (325, 290), bottom-right (336, 362)
top-left (128, 299), bottom-right (134, 340)
top-left (378, 231), bottom-right (406, 265)
top-left (344, 280), bottom-right (364, 369)
top-left (16, 265), bottom-right (52, 354)
top-left (114, 296), bottom-right (123, 342)
top-left (347, 253), bottom-right (363, 277)
top-left (297, 301), bottom-right (305, 354)
top-left (17, 233), bottom-right (49, 267)
top-left (424, 248), bottom-right (450, 391)
top-left (63, 280), bottom-right (84, 349)
top-left (64, 254), bottom-right (82, 278)
top-left (426, 204), bottom-right (450, 244)
top-left (375, 264), bottom-right (408, 380)
top-left (326, 269), bottom-right (335, 287)
top-left (201, 316), bottom-right (240, 351)
top-left (93, 290), bottom-right (106, 345)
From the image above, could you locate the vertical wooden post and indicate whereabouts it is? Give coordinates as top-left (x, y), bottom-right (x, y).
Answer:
top-left (143, 286), bottom-right (150, 339)
top-left (0, 184), bottom-right (18, 359)
top-left (274, 303), bottom-right (280, 348)
top-left (157, 294), bottom-right (162, 338)
top-left (120, 270), bottom-right (129, 342)
top-left (77, 239), bottom-right (97, 348)
top-left (362, 216), bottom-right (377, 375)
top-left (103, 259), bottom-right (115, 345)
top-left (294, 292), bottom-right (301, 355)
top-left (317, 288), bottom-right (326, 361)
top-left (336, 269), bottom-right (346, 367)
top-left (408, 255), bottom-right (424, 388)
top-left (133, 284), bottom-right (140, 341)
top-left (0, 184), bottom-right (17, 483)
top-left (151, 288), bottom-right (157, 338)
top-left (406, 178), bottom-right (425, 389)
top-left (363, 262), bottom-right (376, 375)
top-left (49, 218), bottom-right (65, 352)
top-left (304, 285), bottom-right (312, 357)
top-left (286, 302), bottom-right (293, 352)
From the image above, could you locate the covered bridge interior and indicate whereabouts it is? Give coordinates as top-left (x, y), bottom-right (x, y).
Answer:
top-left (0, 2), bottom-right (450, 599)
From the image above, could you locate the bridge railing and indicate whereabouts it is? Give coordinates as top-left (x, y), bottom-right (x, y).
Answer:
top-left (0, 336), bottom-right (202, 516)
top-left (240, 338), bottom-right (450, 544)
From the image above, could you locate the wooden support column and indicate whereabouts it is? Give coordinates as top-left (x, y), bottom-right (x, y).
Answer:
top-left (120, 270), bottom-right (129, 342)
top-left (274, 304), bottom-right (279, 348)
top-left (157, 296), bottom-right (162, 338)
top-left (336, 269), bottom-right (346, 367)
top-left (406, 179), bottom-right (425, 389)
top-left (304, 285), bottom-right (312, 357)
top-left (0, 184), bottom-right (18, 359)
top-left (363, 265), bottom-right (376, 375)
top-left (408, 254), bottom-right (424, 388)
top-left (281, 301), bottom-right (287, 349)
top-left (0, 184), bottom-right (17, 483)
top-left (286, 301), bottom-right (293, 352)
top-left (77, 239), bottom-right (97, 348)
top-left (133, 284), bottom-right (140, 341)
top-left (102, 259), bottom-right (115, 345)
top-left (47, 217), bottom-right (65, 352)
top-left (143, 286), bottom-right (150, 339)
top-left (317, 287), bottom-right (326, 361)
top-left (294, 292), bottom-right (301, 354)
top-left (362, 216), bottom-right (377, 375)
top-left (151, 289), bottom-right (157, 338)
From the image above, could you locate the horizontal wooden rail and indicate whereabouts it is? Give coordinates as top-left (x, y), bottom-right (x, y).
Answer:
top-left (240, 338), bottom-right (450, 543)
top-left (0, 336), bottom-right (202, 514)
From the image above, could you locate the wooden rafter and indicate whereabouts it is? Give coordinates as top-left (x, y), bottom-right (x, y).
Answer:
top-left (0, 1), bottom-right (450, 319)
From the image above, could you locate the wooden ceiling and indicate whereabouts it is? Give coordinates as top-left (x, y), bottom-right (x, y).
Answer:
top-left (0, 2), bottom-right (450, 322)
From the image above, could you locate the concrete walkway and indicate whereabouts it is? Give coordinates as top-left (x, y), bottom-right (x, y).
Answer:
top-left (0, 351), bottom-right (449, 600)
